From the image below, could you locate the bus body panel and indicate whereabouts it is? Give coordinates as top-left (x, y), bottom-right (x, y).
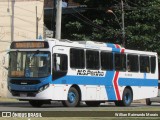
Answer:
top-left (7, 39), bottom-right (159, 105)
top-left (8, 83), bottom-right (158, 101)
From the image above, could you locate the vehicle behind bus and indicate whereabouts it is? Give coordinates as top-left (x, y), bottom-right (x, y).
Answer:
top-left (146, 64), bottom-right (160, 105)
top-left (146, 82), bottom-right (160, 105)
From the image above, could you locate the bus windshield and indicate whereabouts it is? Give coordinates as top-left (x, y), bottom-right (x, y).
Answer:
top-left (8, 51), bottom-right (51, 78)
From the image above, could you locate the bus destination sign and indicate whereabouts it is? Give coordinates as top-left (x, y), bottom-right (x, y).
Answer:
top-left (11, 41), bottom-right (49, 49)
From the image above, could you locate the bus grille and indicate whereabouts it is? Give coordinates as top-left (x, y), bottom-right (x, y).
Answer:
top-left (10, 79), bottom-right (41, 85)
top-left (11, 90), bottom-right (37, 97)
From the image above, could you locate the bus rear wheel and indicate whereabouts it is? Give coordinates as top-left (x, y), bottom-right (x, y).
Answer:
top-left (146, 98), bottom-right (152, 105)
top-left (62, 87), bottom-right (80, 107)
top-left (85, 101), bottom-right (101, 107)
top-left (29, 100), bottom-right (44, 107)
top-left (121, 88), bottom-right (133, 106)
top-left (114, 101), bottom-right (123, 106)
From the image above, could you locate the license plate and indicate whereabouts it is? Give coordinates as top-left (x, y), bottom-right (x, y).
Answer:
top-left (20, 93), bottom-right (27, 97)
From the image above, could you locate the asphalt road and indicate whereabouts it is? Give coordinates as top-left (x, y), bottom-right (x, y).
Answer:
top-left (1, 101), bottom-right (160, 119)
top-left (0, 101), bottom-right (160, 111)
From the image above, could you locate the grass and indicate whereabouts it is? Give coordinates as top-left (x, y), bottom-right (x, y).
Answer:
top-left (0, 98), bottom-right (160, 120)
top-left (0, 97), bottom-right (18, 102)
top-left (0, 117), bottom-right (159, 120)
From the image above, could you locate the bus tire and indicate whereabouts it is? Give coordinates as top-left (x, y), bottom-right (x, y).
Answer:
top-left (146, 98), bottom-right (152, 105)
top-left (62, 87), bottom-right (80, 107)
top-left (29, 100), bottom-right (43, 107)
top-left (85, 101), bottom-right (101, 107)
top-left (121, 88), bottom-right (133, 106)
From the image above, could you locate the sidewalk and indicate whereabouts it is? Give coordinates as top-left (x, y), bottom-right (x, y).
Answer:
top-left (0, 97), bottom-right (18, 102)
top-left (133, 99), bottom-right (146, 104)
top-left (0, 97), bottom-right (146, 102)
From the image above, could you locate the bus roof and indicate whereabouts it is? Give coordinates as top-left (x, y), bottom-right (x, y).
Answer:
top-left (10, 38), bottom-right (157, 56)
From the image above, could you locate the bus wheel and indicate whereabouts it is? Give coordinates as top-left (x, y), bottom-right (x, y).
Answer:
top-left (146, 98), bottom-right (152, 105)
top-left (29, 100), bottom-right (43, 107)
top-left (62, 87), bottom-right (80, 107)
top-left (121, 88), bottom-right (133, 106)
top-left (85, 101), bottom-right (101, 107)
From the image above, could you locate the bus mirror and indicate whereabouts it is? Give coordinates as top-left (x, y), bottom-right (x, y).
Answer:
top-left (3, 66), bottom-right (8, 70)
top-left (2, 55), bottom-right (8, 70)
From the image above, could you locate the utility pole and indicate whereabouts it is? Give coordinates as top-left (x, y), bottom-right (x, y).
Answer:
top-left (55, 0), bottom-right (62, 39)
top-left (52, 0), bottom-right (56, 38)
top-left (11, 0), bottom-right (15, 42)
top-left (36, 6), bottom-right (38, 39)
top-left (121, 0), bottom-right (125, 47)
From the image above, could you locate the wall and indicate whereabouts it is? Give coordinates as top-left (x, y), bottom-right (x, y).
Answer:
top-left (0, 0), bottom-right (44, 97)
top-left (44, 0), bottom-right (80, 8)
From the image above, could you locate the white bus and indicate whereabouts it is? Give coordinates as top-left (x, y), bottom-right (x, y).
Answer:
top-left (7, 38), bottom-right (158, 107)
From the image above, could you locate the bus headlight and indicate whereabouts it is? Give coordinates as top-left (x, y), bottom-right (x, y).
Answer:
top-left (38, 84), bottom-right (49, 93)
top-left (44, 84), bottom-right (49, 89)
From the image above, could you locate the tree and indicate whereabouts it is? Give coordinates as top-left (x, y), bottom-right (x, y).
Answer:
top-left (62, 0), bottom-right (119, 42)
top-left (61, 0), bottom-right (160, 54)
top-left (124, 0), bottom-right (160, 52)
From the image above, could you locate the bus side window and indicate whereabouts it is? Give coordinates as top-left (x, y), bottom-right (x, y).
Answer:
top-left (140, 56), bottom-right (150, 73)
top-left (127, 54), bottom-right (139, 72)
top-left (70, 48), bottom-right (85, 69)
top-left (151, 56), bottom-right (156, 73)
top-left (86, 50), bottom-right (100, 70)
top-left (53, 54), bottom-right (68, 72)
top-left (101, 52), bottom-right (113, 70)
top-left (114, 53), bottom-right (126, 71)
top-left (55, 56), bottom-right (60, 71)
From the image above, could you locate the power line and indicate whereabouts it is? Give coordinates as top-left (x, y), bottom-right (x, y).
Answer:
top-left (0, 31), bottom-right (36, 40)
top-left (0, 12), bottom-right (36, 18)
top-left (0, 40), bottom-right (11, 43)
top-left (15, 6), bottom-right (41, 15)
top-left (14, 26), bottom-right (37, 33)
top-left (0, 25), bottom-right (41, 33)
top-left (0, 4), bottom-right (42, 15)
top-left (0, 0), bottom-right (42, 2)
top-left (14, 16), bottom-right (44, 28)
top-left (71, 13), bottom-right (107, 31)
top-left (71, 8), bottom-right (108, 31)
top-left (127, 1), bottom-right (139, 7)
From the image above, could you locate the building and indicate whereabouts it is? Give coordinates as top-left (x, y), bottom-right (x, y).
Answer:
top-left (0, 0), bottom-right (44, 97)
top-left (0, 0), bottom-right (84, 97)
top-left (44, 0), bottom-right (80, 8)
top-left (44, 0), bottom-right (86, 37)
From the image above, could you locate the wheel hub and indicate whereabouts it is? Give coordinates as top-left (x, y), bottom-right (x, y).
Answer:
top-left (68, 92), bottom-right (76, 103)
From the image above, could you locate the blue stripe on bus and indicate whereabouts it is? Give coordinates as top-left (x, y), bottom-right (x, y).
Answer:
top-left (9, 73), bottom-right (158, 100)
top-left (52, 73), bottom-right (158, 100)
top-left (104, 71), bottom-right (116, 100)
top-left (118, 78), bottom-right (158, 86)
top-left (52, 71), bottom-right (117, 100)
top-left (52, 72), bottom-right (112, 85)
top-left (112, 48), bottom-right (121, 53)
top-left (8, 75), bottom-right (52, 91)
top-left (52, 75), bottom-right (158, 87)
top-left (105, 43), bottom-right (121, 53)
top-left (106, 43), bottom-right (116, 48)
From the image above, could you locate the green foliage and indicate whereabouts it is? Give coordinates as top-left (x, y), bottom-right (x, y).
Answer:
top-left (125, 0), bottom-right (160, 53)
top-left (61, 0), bottom-right (160, 54)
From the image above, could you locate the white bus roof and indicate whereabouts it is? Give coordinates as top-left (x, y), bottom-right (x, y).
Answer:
top-left (11, 38), bottom-right (157, 56)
